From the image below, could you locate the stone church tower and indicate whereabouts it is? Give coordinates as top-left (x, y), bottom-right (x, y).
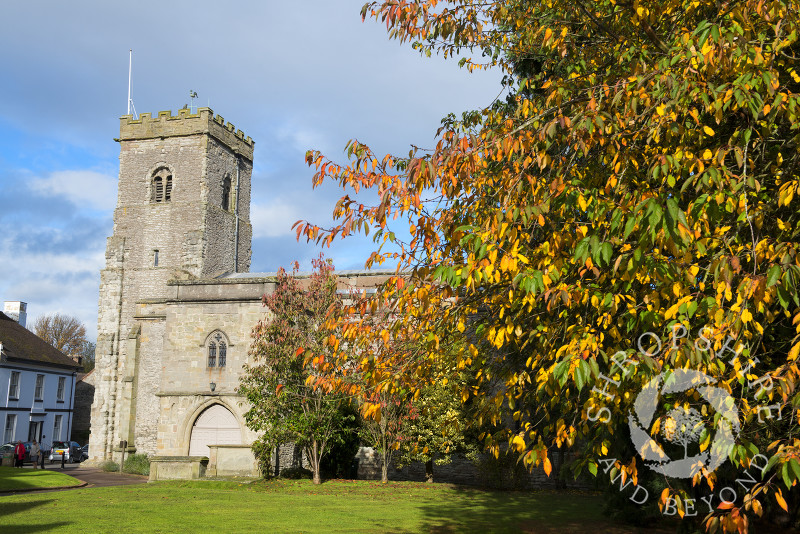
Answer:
top-left (90, 108), bottom-right (254, 460)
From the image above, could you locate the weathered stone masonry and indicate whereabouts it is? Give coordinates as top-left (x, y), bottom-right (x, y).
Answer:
top-left (90, 108), bottom-right (255, 462)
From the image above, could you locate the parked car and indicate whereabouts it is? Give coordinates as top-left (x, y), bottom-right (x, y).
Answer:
top-left (79, 444), bottom-right (89, 462)
top-left (49, 441), bottom-right (82, 463)
top-left (3, 441), bottom-right (33, 463)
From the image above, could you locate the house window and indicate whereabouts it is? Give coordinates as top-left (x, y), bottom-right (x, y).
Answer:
top-left (35, 374), bottom-right (44, 400)
top-left (154, 249), bottom-right (160, 267)
top-left (207, 331), bottom-right (227, 368)
top-left (150, 168), bottom-right (173, 203)
top-left (8, 371), bottom-right (20, 399)
top-left (3, 414), bottom-right (15, 443)
top-left (57, 377), bottom-right (66, 402)
top-left (53, 415), bottom-right (63, 440)
top-left (221, 174), bottom-right (232, 211)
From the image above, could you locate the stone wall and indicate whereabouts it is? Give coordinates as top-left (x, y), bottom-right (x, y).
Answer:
top-left (355, 446), bottom-right (594, 490)
top-left (71, 371), bottom-right (95, 444)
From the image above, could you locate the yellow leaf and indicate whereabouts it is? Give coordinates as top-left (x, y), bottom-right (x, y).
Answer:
top-left (656, 104), bottom-right (666, 116)
top-left (543, 456), bottom-right (552, 476)
top-left (741, 309), bottom-right (753, 323)
top-left (703, 125), bottom-right (715, 136)
top-left (703, 149), bottom-right (712, 160)
top-left (776, 491), bottom-right (789, 512)
top-left (512, 435), bottom-right (526, 452)
top-left (789, 342), bottom-right (800, 362)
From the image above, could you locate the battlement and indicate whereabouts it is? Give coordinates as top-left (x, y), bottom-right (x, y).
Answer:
top-left (119, 107), bottom-right (254, 160)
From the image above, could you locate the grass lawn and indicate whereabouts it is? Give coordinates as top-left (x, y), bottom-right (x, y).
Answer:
top-left (0, 478), bottom-right (674, 533)
top-left (0, 466), bottom-right (83, 492)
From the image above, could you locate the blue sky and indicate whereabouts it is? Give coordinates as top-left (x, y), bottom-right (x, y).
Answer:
top-left (0, 1), bottom-right (502, 340)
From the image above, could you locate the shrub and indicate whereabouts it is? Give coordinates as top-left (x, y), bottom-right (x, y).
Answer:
top-left (279, 467), bottom-right (313, 479)
top-left (100, 460), bottom-right (119, 472)
top-left (123, 454), bottom-right (150, 476)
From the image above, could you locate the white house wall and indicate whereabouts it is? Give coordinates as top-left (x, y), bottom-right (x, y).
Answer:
top-left (1, 363), bottom-right (77, 445)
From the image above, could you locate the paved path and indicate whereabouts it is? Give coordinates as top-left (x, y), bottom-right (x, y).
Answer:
top-left (7, 463), bottom-right (148, 493)
top-left (46, 464), bottom-right (148, 488)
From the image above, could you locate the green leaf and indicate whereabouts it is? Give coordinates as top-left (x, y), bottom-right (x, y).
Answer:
top-left (767, 265), bottom-right (782, 287)
top-left (600, 242), bottom-right (613, 266)
top-left (623, 216), bottom-right (637, 240)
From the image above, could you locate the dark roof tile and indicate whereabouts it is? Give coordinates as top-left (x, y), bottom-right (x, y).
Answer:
top-left (0, 312), bottom-right (82, 370)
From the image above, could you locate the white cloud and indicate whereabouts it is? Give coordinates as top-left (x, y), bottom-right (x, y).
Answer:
top-left (251, 201), bottom-right (303, 239)
top-left (29, 170), bottom-right (117, 211)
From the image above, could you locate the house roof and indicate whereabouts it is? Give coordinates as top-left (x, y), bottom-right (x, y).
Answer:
top-left (0, 312), bottom-right (81, 371)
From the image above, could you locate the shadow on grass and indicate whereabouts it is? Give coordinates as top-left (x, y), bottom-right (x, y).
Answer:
top-left (0, 498), bottom-right (74, 532)
top-left (386, 485), bottom-right (674, 534)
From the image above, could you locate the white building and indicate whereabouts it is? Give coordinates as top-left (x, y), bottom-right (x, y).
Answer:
top-left (0, 305), bottom-right (81, 445)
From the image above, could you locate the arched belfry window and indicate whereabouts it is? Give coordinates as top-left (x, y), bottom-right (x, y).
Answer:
top-left (221, 174), bottom-right (232, 211)
top-left (207, 331), bottom-right (228, 368)
top-left (151, 167), bottom-right (173, 203)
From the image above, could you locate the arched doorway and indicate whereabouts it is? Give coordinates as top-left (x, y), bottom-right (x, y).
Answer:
top-left (188, 404), bottom-right (241, 457)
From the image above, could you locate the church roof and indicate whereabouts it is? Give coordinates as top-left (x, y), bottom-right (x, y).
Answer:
top-left (218, 269), bottom-right (399, 279)
top-left (0, 312), bottom-right (82, 371)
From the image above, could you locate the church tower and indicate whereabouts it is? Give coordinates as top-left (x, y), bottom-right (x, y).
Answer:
top-left (90, 108), bottom-right (254, 460)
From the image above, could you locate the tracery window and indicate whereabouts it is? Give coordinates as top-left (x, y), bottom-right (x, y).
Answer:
top-left (151, 167), bottom-right (173, 203)
top-left (207, 331), bottom-right (227, 368)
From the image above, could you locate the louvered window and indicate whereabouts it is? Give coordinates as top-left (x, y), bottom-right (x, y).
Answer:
top-left (153, 176), bottom-right (163, 202)
top-left (151, 168), bottom-right (173, 203)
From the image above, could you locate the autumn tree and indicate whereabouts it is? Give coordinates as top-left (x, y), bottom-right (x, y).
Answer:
top-left (297, 1), bottom-right (800, 532)
top-left (33, 313), bottom-right (88, 358)
top-left (78, 341), bottom-right (96, 372)
top-left (239, 256), bottom-right (352, 485)
top-left (358, 386), bottom-right (409, 483)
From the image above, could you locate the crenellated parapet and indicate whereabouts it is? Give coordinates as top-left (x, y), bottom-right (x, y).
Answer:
top-left (119, 108), bottom-right (254, 160)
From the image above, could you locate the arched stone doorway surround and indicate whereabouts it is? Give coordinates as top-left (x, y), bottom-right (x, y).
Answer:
top-left (184, 400), bottom-right (245, 457)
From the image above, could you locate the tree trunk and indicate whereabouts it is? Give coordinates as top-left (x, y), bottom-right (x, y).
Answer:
top-left (425, 459), bottom-right (434, 483)
top-left (311, 440), bottom-right (322, 485)
top-left (381, 454), bottom-right (389, 483)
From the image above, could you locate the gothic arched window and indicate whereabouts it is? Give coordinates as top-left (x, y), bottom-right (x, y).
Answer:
top-left (151, 167), bottom-right (173, 203)
top-left (207, 331), bottom-right (228, 368)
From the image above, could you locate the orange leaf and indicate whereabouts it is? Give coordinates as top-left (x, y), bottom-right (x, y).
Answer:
top-left (776, 491), bottom-right (789, 512)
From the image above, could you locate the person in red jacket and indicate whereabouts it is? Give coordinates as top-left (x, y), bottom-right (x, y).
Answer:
top-left (14, 440), bottom-right (25, 468)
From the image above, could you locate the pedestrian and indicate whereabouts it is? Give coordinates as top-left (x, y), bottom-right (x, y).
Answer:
top-left (31, 440), bottom-right (40, 470)
top-left (14, 440), bottom-right (25, 468)
top-left (39, 435), bottom-right (48, 470)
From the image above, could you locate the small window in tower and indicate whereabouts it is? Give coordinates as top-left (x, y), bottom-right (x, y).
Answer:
top-left (152, 176), bottom-right (163, 202)
top-left (150, 167), bottom-right (173, 203)
top-left (221, 175), bottom-right (231, 211)
top-left (154, 250), bottom-right (159, 267)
